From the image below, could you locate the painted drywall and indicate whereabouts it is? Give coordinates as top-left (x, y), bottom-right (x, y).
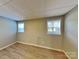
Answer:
top-left (0, 17), bottom-right (17, 49)
top-left (63, 6), bottom-right (78, 59)
top-left (17, 17), bottom-right (64, 49)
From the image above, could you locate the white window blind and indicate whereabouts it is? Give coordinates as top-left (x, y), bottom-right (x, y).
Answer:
top-left (18, 22), bottom-right (24, 32)
top-left (47, 18), bottom-right (61, 35)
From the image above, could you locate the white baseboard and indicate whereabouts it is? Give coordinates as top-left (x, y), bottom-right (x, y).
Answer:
top-left (17, 41), bottom-right (63, 52)
top-left (63, 51), bottom-right (71, 59)
top-left (17, 41), bottom-right (71, 59)
top-left (0, 42), bottom-right (16, 50)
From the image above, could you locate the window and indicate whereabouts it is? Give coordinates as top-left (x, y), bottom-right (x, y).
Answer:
top-left (47, 18), bottom-right (61, 35)
top-left (18, 22), bottom-right (24, 32)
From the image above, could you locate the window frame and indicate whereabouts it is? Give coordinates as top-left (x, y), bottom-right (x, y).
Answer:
top-left (17, 22), bottom-right (24, 33)
top-left (47, 17), bottom-right (62, 35)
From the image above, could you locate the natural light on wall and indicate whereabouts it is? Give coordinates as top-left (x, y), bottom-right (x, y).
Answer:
top-left (47, 18), bottom-right (61, 35)
top-left (18, 22), bottom-right (24, 32)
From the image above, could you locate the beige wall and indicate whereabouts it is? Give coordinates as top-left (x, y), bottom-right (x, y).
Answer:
top-left (0, 17), bottom-right (17, 49)
top-left (63, 6), bottom-right (78, 59)
top-left (17, 17), bottom-right (64, 49)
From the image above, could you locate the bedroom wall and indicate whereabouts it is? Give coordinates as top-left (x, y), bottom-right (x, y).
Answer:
top-left (17, 16), bottom-right (64, 49)
top-left (63, 6), bottom-right (78, 59)
top-left (0, 17), bottom-right (17, 49)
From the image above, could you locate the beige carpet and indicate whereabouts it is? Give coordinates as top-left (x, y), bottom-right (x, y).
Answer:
top-left (0, 43), bottom-right (68, 59)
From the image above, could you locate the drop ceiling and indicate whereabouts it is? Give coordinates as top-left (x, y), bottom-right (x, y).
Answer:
top-left (0, 0), bottom-right (77, 21)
